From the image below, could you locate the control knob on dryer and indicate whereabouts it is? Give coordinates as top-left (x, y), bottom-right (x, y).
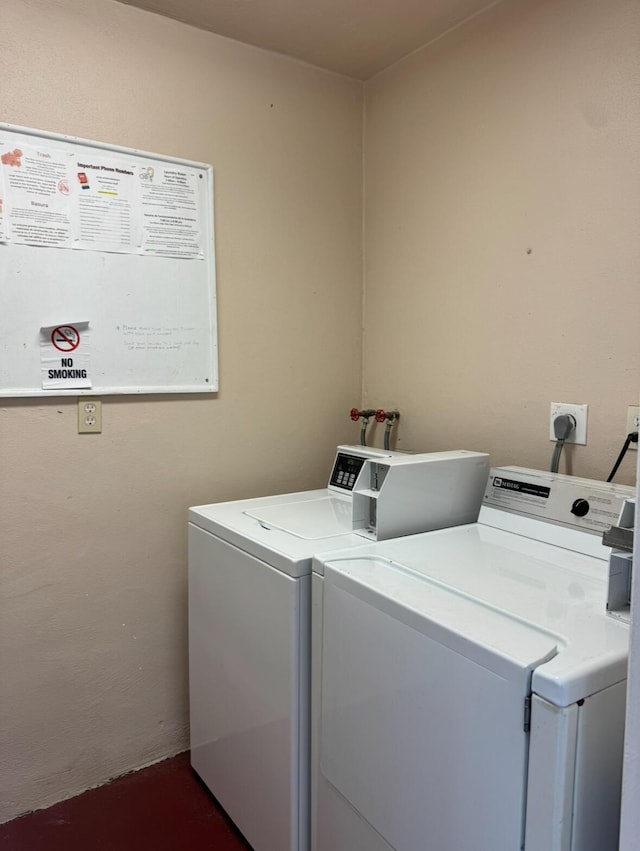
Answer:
top-left (570, 498), bottom-right (590, 518)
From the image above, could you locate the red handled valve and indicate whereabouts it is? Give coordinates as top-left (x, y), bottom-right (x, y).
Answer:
top-left (350, 408), bottom-right (376, 421)
top-left (375, 409), bottom-right (400, 423)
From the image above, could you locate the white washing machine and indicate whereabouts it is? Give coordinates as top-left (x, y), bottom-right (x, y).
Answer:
top-left (311, 467), bottom-right (634, 851)
top-left (188, 446), bottom-right (489, 851)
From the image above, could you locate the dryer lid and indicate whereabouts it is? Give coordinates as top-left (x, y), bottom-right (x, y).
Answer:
top-left (323, 558), bottom-right (560, 677)
top-left (320, 521), bottom-right (629, 706)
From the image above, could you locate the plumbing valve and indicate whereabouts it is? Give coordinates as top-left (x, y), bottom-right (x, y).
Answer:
top-left (375, 409), bottom-right (400, 423)
top-left (350, 408), bottom-right (375, 421)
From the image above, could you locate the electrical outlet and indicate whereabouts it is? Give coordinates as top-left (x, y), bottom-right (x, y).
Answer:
top-left (78, 399), bottom-right (102, 434)
top-left (549, 402), bottom-right (588, 445)
top-left (626, 405), bottom-right (639, 451)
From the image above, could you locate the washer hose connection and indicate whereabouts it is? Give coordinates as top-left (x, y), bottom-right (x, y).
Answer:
top-left (350, 408), bottom-right (376, 446)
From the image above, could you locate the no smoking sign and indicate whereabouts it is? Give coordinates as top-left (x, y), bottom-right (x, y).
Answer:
top-left (51, 325), bottom-right (81, 353)
top-left (40, 321), bottom-right (91, 389)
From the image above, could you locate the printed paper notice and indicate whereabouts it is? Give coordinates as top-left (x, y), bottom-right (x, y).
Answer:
top-left (139, 164), bottom-right (203, 259)
top-left (0, 142), bottom-right (74, 247)
top-left (73, 155), bottom-right (141, 253)
top-left (40, 322), bottom-right (92, 390)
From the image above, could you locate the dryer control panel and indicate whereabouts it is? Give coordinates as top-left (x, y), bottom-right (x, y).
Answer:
top-left (483, 467), bottom-right (634, 535)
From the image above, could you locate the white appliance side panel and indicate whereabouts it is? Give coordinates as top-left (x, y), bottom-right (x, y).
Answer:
top-left (188, 524), bottom-right (309, 851)
top-left (525, 683), bottom-right (626, 851)
top-left (525, 696), bottom-right (579, 851)
top-left (619, 458), bottom-right (640, 851)
top-left (310, 573), bottom-right (323, 851)
top-left (320, 579), bottom-right (537, 851)
top-left (571, 680), bottom-right (626, 851)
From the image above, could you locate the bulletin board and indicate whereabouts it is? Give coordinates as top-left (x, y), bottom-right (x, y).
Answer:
top-left (0, 123), bottom-right (218, 397)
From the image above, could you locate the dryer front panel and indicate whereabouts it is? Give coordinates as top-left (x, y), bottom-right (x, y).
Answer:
top-left (320, 563), bottom-right (557, 851)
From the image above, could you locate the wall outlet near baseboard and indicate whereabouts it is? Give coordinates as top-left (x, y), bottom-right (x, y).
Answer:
top-left (78, 399), bottom-right (102, 434)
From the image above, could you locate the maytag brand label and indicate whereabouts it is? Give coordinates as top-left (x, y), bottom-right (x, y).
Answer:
top-left (484, 467), bottom-right (635, 535)
top-left (492, 477), bottom-right (551, 499)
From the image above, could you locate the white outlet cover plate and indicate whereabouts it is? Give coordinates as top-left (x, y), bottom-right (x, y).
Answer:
top-left (549, 402), bottom-right (588, 445)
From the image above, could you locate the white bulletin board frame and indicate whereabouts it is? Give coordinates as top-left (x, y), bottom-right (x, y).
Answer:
top-left (0, 123), bottom-right (218, 397)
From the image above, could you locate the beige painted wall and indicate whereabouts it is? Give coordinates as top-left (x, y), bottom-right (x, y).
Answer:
top-left (2, 0), bottom-right (639, 827)
top-left (0, 0), bottom-right (363, 822)
top-left (364, 0), bottom-right (640, 482)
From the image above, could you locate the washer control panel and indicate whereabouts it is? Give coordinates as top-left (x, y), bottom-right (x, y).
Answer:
top-left (328, 445), bottom-right (400, 494)
top-left (483, 466), bottom-right (634, 534)
top-left (329, 452), bottom-right (366, 491)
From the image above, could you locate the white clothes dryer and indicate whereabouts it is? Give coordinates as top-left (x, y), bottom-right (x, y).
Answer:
top-left (311, 467), bottom-right (634, 851)
top-left (189, 446), bottom-right (489, 851)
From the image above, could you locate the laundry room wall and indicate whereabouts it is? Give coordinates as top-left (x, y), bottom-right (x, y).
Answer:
top-left (0, 0), bottom-right (363, 823)
top-left (363, 0), bottom-right (640, 483)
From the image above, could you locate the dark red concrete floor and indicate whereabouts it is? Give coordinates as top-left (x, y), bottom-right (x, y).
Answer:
top-left (0, 751), bottom-right (253, 850)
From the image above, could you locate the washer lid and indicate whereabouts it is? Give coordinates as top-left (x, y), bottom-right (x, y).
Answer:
top-left (244, 496), bottom-right (353, 539)
top-left (189, 489), bottom-right (363, 578)
top-left (319, 522), bottom-right (629, 706)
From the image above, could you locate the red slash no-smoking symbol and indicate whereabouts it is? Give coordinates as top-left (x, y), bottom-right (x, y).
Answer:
top-left (51, 325), bottom-right (80, 353)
